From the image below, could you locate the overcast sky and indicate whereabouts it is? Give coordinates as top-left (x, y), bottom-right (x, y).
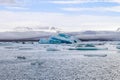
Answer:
top-left (0, 0), bottom-right (120, 32)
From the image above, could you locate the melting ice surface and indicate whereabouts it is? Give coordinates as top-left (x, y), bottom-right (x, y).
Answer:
top-left (0, 41), bottom-right (120, 79)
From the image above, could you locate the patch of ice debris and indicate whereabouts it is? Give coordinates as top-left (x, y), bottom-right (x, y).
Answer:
top-left (0, 42), bottom-right (120, 79)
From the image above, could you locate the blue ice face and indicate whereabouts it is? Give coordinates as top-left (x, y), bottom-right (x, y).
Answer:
top-left (39, 33), bottom-right (77, 44)
top-left (58, 33), bottom-right (71, 39)
top-left (50, 37), bottom-right (72, 44)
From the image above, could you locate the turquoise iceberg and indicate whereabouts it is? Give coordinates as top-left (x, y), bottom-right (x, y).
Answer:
top-left (39, 33), bottom-right (78, 44)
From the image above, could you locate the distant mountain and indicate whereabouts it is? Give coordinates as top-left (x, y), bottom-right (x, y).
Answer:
top-left (0, 31), bottom-right (53, 41)
top-left (75, 31), bottom-right (120, 41)
top-left (0, 30), bottom-right (120, 41)
top-left (14, 27), bottom-right (34, 32)
top-left (81, 31), bottom-right (97, 34)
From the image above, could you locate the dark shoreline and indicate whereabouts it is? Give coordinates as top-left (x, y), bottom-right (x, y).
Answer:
top-left (0, 39), bottom-right (118, 42)
top-left (0, 40), bottom-right (38, 42)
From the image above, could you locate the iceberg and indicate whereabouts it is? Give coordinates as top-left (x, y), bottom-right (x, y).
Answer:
top-left (39, 33), bottom-right (78, 44)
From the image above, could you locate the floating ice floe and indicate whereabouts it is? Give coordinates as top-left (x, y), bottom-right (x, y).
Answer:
top-left (4, 46), bottom-right (20, 49)
top-left (0, 42), bottom-right (12, 46)
top-left (16, 56), bottom-right (26, 60)
top-left (69, 47), bottom-right (107, 50)
top-left (84, 44), bottom-right (95, 47)
top-left (68, 44), bottom-right (108, 50)
top-left (39, 33), bottom-right (79, 44)
top-left (46, 48), bottom-right (60, 51)
top-left (18, 47), bottom-right (33, 50)
top-left (31, 61), bottom-right (45, 66)
top-left (84, 54), bottom-right (107, 57)
top-left (116, 46), bottom-right (120, 49)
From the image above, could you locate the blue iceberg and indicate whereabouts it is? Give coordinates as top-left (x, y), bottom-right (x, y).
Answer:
top-left (39, 33), bottom-right (78, 44)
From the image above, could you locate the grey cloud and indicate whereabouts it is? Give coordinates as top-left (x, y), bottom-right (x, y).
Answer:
top-left (0, 0), bottom-right (16, 5)
top-left (0, 0), bottom-right (25, 7)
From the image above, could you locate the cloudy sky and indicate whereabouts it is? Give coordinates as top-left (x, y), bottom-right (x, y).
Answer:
top-left (0, 0), bottom-right (120, 32)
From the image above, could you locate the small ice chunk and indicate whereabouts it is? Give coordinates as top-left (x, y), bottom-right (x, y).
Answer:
top-left (68, 46), bottom-right (108, 50)
top-left (16, 56), bottom-right (26, 60)
top-left (68, 47), bottom-right (98, 50)
top-left (4, 46), bottom-right (19, 49)
top-left (0, 43), bottom-right (12, 46)
top-left (116, 46), bottom-right (120, 49)
top-left (46, 48), bottom-right (60, 51)
top-left (18, 47), bottom-right (33, 50)
top-left (31, 61), bottom-right (45, 66)
top-left (84, 44), bottom-right (95, 47)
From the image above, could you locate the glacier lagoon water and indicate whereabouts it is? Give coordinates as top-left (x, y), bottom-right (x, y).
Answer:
top-left (0, 41), bottom-right (120, 79)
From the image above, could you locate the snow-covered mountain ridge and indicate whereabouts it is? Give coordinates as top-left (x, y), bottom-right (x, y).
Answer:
top-left (0, 30), bottom-right (120, 41)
